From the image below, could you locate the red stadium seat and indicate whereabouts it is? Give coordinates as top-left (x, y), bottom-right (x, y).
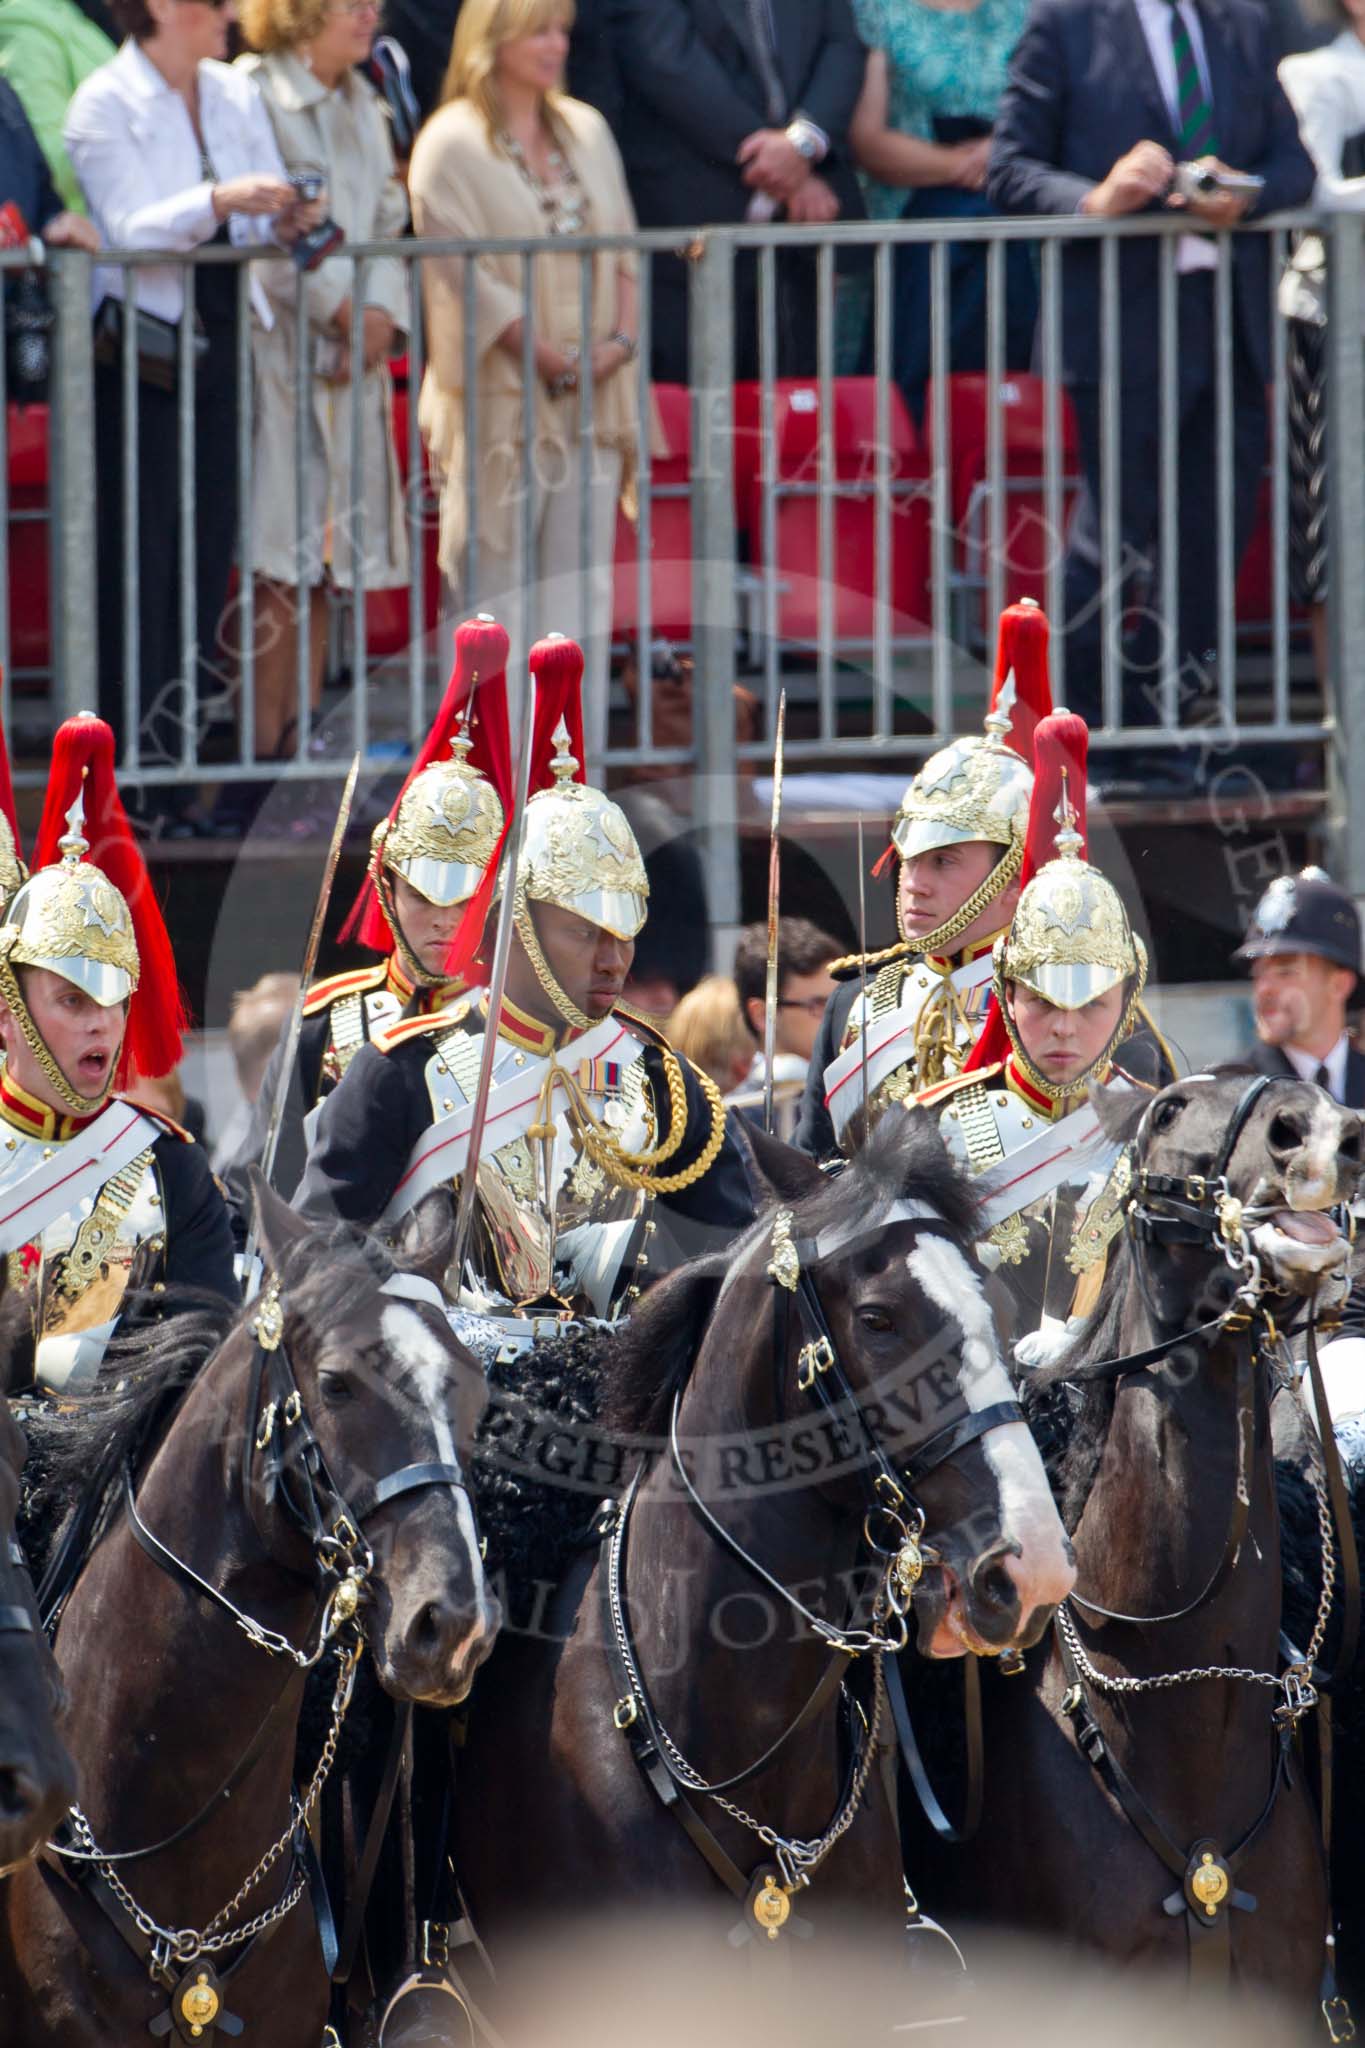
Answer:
top-left (612, 383), bottom-right (693, 642)
top-left (923, 375), bottom-right (1082, 630)
top-left (743, 382), bottom-right (932, 647)
top-left (8, 402), bottom-right (51, 677)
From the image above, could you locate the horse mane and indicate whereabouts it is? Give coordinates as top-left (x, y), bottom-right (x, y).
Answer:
top-left (599, 1107), bottom-right (979, 1442)
top-left (20, 1221), bottom-right (414, 1588)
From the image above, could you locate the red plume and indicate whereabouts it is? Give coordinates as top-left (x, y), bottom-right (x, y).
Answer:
top-left (32, 714), bottom-right (188, 1085)
top-left (988, 599), bottom-right (1054, 762)
top-left (342, 615), bottom-right (511, 950)
top-left (963, 710), bottom-right (1090, 1075)
top-left (0, 669), bottom-right (22, 868)
top-left (441, 634), bottom-right (588, 984)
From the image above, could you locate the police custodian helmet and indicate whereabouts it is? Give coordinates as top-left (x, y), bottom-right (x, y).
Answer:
top-left (1234, 869), bottom-right (1362, 983)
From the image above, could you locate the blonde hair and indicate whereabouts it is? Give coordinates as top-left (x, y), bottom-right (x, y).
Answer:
top-left (440, 0), bottom-right (577, 132)
top-left (667, 977), bottom-right (754, 1097)
top-left (238, 0), bottom-right (331, 56)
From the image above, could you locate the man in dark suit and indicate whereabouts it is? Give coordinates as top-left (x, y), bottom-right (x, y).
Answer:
top-left (1234, 870), bottom-right (1365, 1108)
top-left (988, 0), bottom-right (1314, 738)
top-left (604, 0), bottom-right (868, 382)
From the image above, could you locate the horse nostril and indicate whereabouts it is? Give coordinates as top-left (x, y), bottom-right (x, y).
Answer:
top-left (1267, 1110), bottom-right (1307, 1160)
top-left (972, 1562), bottom-right (1018, 1618)
top-left (0, 1767), bottom-right (40, 1823)
top-left (409, 1601), bottom-right (448, 1657)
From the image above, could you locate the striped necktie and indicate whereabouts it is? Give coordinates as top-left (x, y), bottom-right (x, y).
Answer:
top-left (1166, 0), bottom-right (1218, 157)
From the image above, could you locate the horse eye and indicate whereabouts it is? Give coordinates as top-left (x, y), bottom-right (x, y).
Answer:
top-left (1151, 1097), bottom-right (1184, 1133)
top-left (319, 1372), bottom-right (355, 1405)
top-left (858, 1307), bottom-right (894, 1334)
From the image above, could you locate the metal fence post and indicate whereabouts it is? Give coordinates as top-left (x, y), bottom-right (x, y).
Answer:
top-left (47, 248), bottom-right (98, 723)
top-left (688, 232), bottom-right (741, 964)
top-left (1325, 214), bottom-right (1365, 900)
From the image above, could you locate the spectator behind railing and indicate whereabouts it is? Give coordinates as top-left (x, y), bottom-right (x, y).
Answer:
top-left (1279, 1), bottom-right (1365, 691)
top-left (0, 0), bottom-right (114, 216)
top-left (408, 0), bottom-right (653, 763)
top-left (988, 0), bottom-right (1314, 789)
top-left (65, 0), bottom-right (320, 840)
top-left (844, 0), bottom-right (1037, 418)
top-left (666, 974), bottom-right (754, 1097)
top-left (231, 0), bottom-right (410, 832)
top-left (605, 0), bottom-right (868, 384)
top-left (0, 75), bottom-right (98, 251)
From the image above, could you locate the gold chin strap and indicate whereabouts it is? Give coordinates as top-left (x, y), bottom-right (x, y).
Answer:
top-left (895, 836), bottom-right (1024, 955)
top-left (513, 887), bottom-right (593, 1034)
top-left (996, 962), bottom-right (1149, 1106)
top-left (0, 957), bottom-right (116, 1118)
top-left (376, 864), bottom-right (445, 992)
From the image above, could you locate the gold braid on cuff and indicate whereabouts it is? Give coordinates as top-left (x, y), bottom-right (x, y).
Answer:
top-left (0, 956), bottom-right (115, 1117)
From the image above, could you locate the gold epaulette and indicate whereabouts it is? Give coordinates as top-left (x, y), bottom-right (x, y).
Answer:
top-left (914, 1061), bottom-right (1005, 1112)
top-left (373, 1000), bottom-right (471, 1056)
top-left (826, 939), bottom-right (912, 984)
top-left (301, 964), bottom-right (388, 1019)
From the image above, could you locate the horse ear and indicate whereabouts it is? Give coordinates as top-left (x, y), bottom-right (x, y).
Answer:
top-left (397, 1190), bottom-right (456, 1292)
top-left (731, 1117), bottom-right (826, 1205)
top-left (247, 1169), bottom-right (313, 1276)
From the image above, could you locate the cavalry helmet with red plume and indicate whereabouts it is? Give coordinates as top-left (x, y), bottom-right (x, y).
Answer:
top-left (887, 599), bottom-right (1053, 951)
top-left (0, 713), bottom-right (187, 1111)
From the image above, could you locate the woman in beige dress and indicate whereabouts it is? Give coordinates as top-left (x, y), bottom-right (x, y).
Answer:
top-left (237, 0), bottom-right (410, 775)
top-left (409, 0), bottom-right (647, 760)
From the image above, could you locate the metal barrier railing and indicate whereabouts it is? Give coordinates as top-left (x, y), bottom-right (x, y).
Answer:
top-left (16, 210), bottom-right (1365, 917)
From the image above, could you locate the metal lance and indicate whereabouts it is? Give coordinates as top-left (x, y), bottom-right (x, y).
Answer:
top-left (244, 753), bottom-right (361, 1272)
top-left (762, 690), bottom-right (787, 1135)
top-left (448, 665), bottom-right (541, 1294)
top-left (857, 814), bottom-right (871, 1137)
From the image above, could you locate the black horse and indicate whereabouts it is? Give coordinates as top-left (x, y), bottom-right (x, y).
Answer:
top-left (905, 1072), bottom-right (1361, 2007)
top-left (0, 1394), bottom-right (74, 1880)
top-left (454, 1112), bottom-right (1075, 1966)
top-left (0, 1182), bottom-right (497, 2047)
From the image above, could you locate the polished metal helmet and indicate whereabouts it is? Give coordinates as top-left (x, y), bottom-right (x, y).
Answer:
top-left (376, 720), bottom-right (505, 909)
top-left (0, 793), bottom-right (139, 1009)
top-left (520, 720), bottom-right (649, 943)
top-left (892, 683), bottom-right (1034, 866)
top-left (0, 809), bottom-right (25, 910)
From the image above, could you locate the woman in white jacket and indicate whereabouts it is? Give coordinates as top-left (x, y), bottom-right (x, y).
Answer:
top-left (65, 0), bottom-right (316, 836)
top-left (236, 0), bottom-right (410, 784)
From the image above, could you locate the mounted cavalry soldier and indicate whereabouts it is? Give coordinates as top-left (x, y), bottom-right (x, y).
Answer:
top-left (297, 634), bottom-right (755, 1352)
top-left (795, 598), bottom-right (1053, 1161)
top-left (224, 616), bottom-right (512, 1220)
top-left (916, 711), bottom-right (1158, 1355)
top-left (0, 715), bottom-right (236, 1395)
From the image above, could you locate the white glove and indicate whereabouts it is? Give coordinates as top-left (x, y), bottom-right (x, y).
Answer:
top-left (1014, 1313), bottom-right (1085, 1375)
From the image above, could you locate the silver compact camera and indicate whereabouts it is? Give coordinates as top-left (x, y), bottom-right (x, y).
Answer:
top-left (1171, 162), bottom-right (1265, 202)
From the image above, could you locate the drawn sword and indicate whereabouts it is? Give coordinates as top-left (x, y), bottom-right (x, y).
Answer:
top-left (762, 689), bottom-right (787, 1136)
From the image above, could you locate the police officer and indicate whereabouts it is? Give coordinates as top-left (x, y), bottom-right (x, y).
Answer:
top-left (795, 600), bottom-right (1052, 1161)
top-left (224, 616), bottom-right (510, 1220)
top-left (296, 636), bottom-right (754, 1351)
top-left (0, 714), bottom-right (236, 1394)
top-left (917, 712), bottom-right (1156, 1356)
top-left (1234, 869), bottom-right (1365, 1109)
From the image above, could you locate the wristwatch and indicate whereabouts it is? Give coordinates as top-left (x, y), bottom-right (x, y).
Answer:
top-left (608, 330), bottom-right (638, 362)
top-left (785, 117), bottom-right (828, 163)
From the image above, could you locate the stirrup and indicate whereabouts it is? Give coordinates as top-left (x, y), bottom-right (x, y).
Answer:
top-left (377, 1969), bottom-right (475, 2048)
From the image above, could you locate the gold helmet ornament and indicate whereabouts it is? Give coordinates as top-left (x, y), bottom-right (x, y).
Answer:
top-left (887, 599), bottom-right (1054, 954)
top-left (0, 705), bottom-right (26, 911)
top-left (0, 714), bottom-right (186, 1115)
top-left (343, 615), bottom-right (511, 988)
top-left (513, 635), bottom-right (649, 1031)
top-left (986, 711), bottom-right (1147, 1101)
